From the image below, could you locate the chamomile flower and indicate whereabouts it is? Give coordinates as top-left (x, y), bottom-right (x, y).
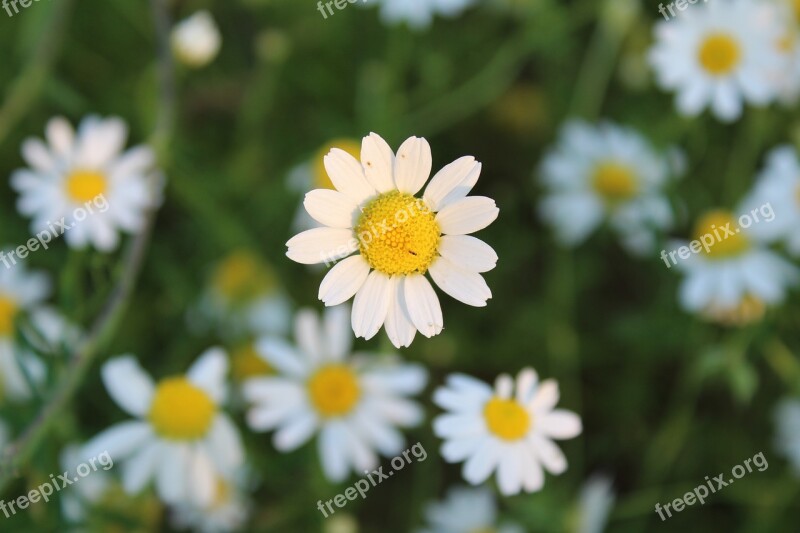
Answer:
top-left (416, 486), bottom-right (524, 533)
top-left (242, 305), bottom-right (428, 482)
top-left (675, 209), bottom-right (798, 325)
top-left (286, 133), bottom-right (498, 348)
top-left (171, 11), bottom-right (221, 68)
top-left (538, 121), bottom-right (675, 255)
top-left (649, 0), bottom-right (785, 122)
top-left (433, 368), bottom-right (582, 496)
top-left (0, 262), bottom-right (50, 401)
top-left (11, 116), bottom-right (161, 251)
top-left (170, 472), bottom-right (251, 533)
top-left (82, 349), bottom-right (244, 506)
top-left (740, 146), bottom-right (800, 255)
top-left (371, 0), bottom-right (476, 29)
top-left (774, 398), bottom-right (800, 475)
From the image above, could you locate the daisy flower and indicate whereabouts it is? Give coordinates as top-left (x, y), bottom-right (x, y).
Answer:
top-left (675, 209), bottom-right (798, 326)
top-left (774, 398), bottom-right (800, 475)
top-left (649, 0), bottom-right (785, 122)
top-left (740, 146), bottom-right (800, 255)
top-left (242, 305), bottom-right (428, 482)
top-left (82, 349), bottom-right (244, 506)
top-left (11, 116), bottom-right (161, 251)
top-left (416, 486), bottom-right (524, 533)
top-left (171, 11), bottom-right (222, 68)
top-left (170, 471), bottom-right (251, 533)
top-left (370, 0), bottom-right (476, 29)
top-left (433, 368), bottom-right (582, 496)
top-left (538, 121), bottom-right (675, 255)
top-left (286, 133), bottom-right (498, 348)
top-left (0, 261), bottom-right (50, 401)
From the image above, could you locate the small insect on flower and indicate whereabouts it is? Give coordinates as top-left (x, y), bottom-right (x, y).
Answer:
top-left (433, 368), bottom-right (582, 496)
top-left (286, 133), bottom-right (499, 348)
top-left (82, 349), bottom-right (244, 507)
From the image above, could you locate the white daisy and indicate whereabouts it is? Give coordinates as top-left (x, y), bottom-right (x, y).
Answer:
top-left (649, 0), bottom-right (785, 122)
top-left (774, 398), bottom-right (800, 475)
top-left (433, 368), bottom-right (582, 496)
top-left (170, 471), bottom-right (251, 533)
top-left (60, 444), bottom-right (113, 523)
top-left (416, 486), bottom-right (524, 533)
top-left (538, 121), bottom-right (675, 255)
top-left (82, 348), bottom-right (244, 506)
top-left (675, 209), bottom-right (798, 325)
top-left (171, 11), bottom-right (222, 68)
top-left (371, 0), bottom-right (476, 29)
top-left (242, 305), bottom-right (428, 482)
top-left (11, 116), bottom-right (161, 252)
top-left (576, 475), bottom-right (615, 533)
top-left (740, 146), bottom-right (800, 255)
top-left (286, 133), bottom-right (498, 348)
top-left (0, 261), bottom-right (50, 401)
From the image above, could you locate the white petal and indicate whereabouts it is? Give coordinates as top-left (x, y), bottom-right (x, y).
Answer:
top-left (323, 147), bottom-right (376, 205)
top-left (76, 117), bottom-right (128, 168)
top-left (188, 447), bottom-right (216, 506)
top-left (255, 337), bottom-right (308, 378)
top-left (497, 447), bottom-right (524, 495)
top-left (286, 227), bottom-right (358, 265)
top-left (294, 308), bottom-right (324, 364)
top-left (428, 257), bottom-right (492, 307)
top-left (529, 380), bottom-right (559, 412)
top-left (384, 276), bottom-right (417, 348)
top-left (436, 196), bottom-right (499, 235)
top-left (360, 132), bottom-right (395, 193)
top-left (274, 411), bottom-right (318, 451)
top-left (438, 235), bottom-right (498, 273)
top-left (206, 414), bottom-right (245, 473)
top-left (187, 347), bottom-right (228, 404)
top-left (21, 139), bottom-right (55, 172)
top-left (394, 136), bottom-right (432, 195)
top-left (540, 410), bottom-right (582, 440)
top-left (101, 355), bottom-right (155, 417)
top-left (423, 156), bottom-right (482, 211)
top-left (462, 440), bottom-right (501, 485)
top-left (46, 116), bottom-right (75, 157)
top-left (351, 270), bottom-right (392, 340)
top-left (530, 434), bottom-right (567, 474)
top-left (157, 444), bottom-right (190, 504)
top-left (82, 421), bottom-right (152, 460)
top-left (304, 189), bottom-right (359, 228)
top-left (121, 440), bottom-right (161, 494)
top-left (403, 274), bottom-right (443, 337)
top-left (319, 254), bottom-right (371, 306)
top-left (324, 304), bottom-right (353, 361)
top-left (319, 422), bottom-right (350, 482)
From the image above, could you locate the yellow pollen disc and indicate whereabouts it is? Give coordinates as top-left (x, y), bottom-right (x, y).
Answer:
top-left (313, 138), bottom-right (361, 190)
top-left (149, 377), bottom-right (216, 440)
top-left (703, 294), bottom-right (766, 327)
top-left (698, 34), bottom-right (741, 76)
top-left (231, 343), bottom-right (272, 381)
top-left (65, 170), bottom-right (107, 203)
top-left (212, 251), bottom-right (276, 303)
top-left (0, 296), bottom-right (18, 336)
top-left (484, 397), bottom-right (531, 441)
top-left (355, 191), bottom-right (440, 276)
top-left (591, 162), bottom-right (638, 202)
top-left (692, 210), bottom-right (749, 259)
top-left (307, 364), bottom-right (360, 418)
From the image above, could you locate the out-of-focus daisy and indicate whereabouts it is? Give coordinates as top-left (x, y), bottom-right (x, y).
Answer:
top-left (675, 209), bottom-right (798, 326)
top-left (775, 398), bottom-right (800, 474)
top-left (538, 121), bottom-right (675, 255)
top-left (242, 305), bottom-right (427, 482)
top-left (171, 11), bottom-right (221, 68)
top-left (60, 444), bottom-right (113, 523)
top-left (740, 146), bottom-right (800, 255)
top-left (0, 262), bottom-right (50, 401)
top-left (286, 133), bottom-right (498, 348)
top-left (433, 368), bottom-right (582, 496)
top-left (190, 250), bottom-right (291, 340)
top-left (170, 471), bottom-right (251, 533)
top-left (773, 0), bottom-right (800, 103)
top-left (649, 0), bottom-right (784, 122)
top-left (82, 349), bottom-right (244, 506)
top-left (11, 116), bottom-right (161, 251)
top-left (576, 475), bottom-right (615, 533)
top-left (324, 514), bottom-right (359, 533)
top-left (416, 486), bottom-right (524, 533)
top-left (370, 0), bottom-right (476, 29)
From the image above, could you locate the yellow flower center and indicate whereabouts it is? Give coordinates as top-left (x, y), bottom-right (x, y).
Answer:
top-left (231, 343), bottom-right (272, 381)
top-left (211, 251), bottom-right (276, 303)
top-left (313, 138), bottom-right (362, 189)
top-left (149, 378), bottom-right (216, 440)
top-left (703, 294), bottom-right (766, 327)
top-left (692, 210), bottom-right (749, 259)
top-left (0, 296), bottom-right (18, 337)
top-left (307, 364), bottom-right (361, 418)
top-left (65, 170), bottom-right (107, 203)
top-left (591, 162), bottom-right (638, 203)
top-left (484, 397), bottom-right (531, 441)
top-left (698, 33), bottom-right (741, 76)
top-left (355, 191), bottom-right (440, 276)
